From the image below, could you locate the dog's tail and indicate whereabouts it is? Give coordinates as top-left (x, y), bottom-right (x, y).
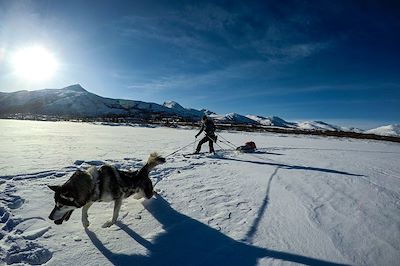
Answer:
top-left (145, 152), bottom-right (166, 172)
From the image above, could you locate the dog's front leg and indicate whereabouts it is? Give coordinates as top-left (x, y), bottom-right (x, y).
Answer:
top-left (102, 198), bottom-right (122, 228)
top-left (81, 201), bottom-right (93, 228)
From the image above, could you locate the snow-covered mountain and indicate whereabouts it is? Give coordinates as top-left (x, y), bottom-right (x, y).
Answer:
top-left (210, 113), bottom-right (258, 124)
top-left (296, 120), bottom-right (342, 131)
top-left (366, 124), bottom-right (400, 137)
top-left (0, 85), bottom-right (179, 118)
top-left (1, 85), bottom-right (398, 137)
top-left (245, 115), bottom-right (296, 128)
top-left (163, 101), bottom-right (204, 119)
top-left (244, 115), bottom-right (364, 133)
top-left (201, 109), bottom-right (217, 116)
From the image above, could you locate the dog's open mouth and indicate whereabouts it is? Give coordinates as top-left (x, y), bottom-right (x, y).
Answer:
top-left (54, 210), bottom-right (73, 225)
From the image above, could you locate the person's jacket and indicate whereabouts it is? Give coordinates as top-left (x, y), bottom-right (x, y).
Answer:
top-left (197, 119), bottom-right (216, 137)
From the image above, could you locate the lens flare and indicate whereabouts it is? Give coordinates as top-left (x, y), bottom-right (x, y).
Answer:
top-left (11, 45), bottom-right (58, 81)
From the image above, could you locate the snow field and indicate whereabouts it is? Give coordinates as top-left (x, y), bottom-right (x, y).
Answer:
top-left (1, 119), bottom-right (399, 265)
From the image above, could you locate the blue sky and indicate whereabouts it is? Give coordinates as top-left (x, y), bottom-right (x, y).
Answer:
top-left (0, 0), bottom-right (399, 129)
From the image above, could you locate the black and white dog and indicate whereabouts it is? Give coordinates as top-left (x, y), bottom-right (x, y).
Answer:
top-left (48, 153), bottom-right (165, 228)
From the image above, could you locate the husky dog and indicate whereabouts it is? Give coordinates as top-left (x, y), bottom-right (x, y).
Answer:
top-left (48, 153), bottom-right (165, 228)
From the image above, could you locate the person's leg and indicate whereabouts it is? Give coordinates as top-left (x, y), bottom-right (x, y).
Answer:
top-left (209, 139), bottom-right (215, 153)
top-left (196, 137), bottom-right (208, 153)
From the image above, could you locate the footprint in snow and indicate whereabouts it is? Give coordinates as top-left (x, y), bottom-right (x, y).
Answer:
top-left (0, 184), bottom-right (24, 209)
top-left (4, 242), bottom-right (52, 265)
top-left (0, 183), bottom-right (53, 265)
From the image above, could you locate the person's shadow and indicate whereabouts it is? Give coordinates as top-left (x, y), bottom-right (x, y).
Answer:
top-left (86, 195), bottom-right (349, 266)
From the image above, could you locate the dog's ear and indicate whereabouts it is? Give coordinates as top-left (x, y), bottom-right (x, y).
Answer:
top-left (48, 185), bottom-right (61, 192)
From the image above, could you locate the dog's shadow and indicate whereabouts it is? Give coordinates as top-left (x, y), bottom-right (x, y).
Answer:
top-left (85, 195), bottom-right (348, 266)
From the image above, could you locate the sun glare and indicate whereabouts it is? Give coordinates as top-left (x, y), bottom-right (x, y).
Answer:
top-left (11, 45), bottom-right (58, 81)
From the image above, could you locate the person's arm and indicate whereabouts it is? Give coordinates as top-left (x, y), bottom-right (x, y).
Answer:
top-left (195, 123), bottom-right (204, 138)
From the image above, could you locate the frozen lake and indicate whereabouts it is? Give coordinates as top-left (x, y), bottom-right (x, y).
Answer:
top-left (1, 119), bottom-right (399, 265)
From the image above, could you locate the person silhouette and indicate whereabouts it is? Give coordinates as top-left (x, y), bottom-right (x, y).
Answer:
top-left (195, 115), bottom-right (217, 154)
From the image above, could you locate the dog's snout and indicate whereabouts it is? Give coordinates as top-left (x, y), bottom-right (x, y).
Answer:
top-left (49, 208), bottom-right (56, 220)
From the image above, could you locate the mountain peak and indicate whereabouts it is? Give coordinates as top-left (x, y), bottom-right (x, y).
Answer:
top-left (211, 113), bottom-right (258, 124)
top-left (366, 124), bottom-right (400, 137)
top-left (245, 115), bottom-right (294, 127)
top-left (163, 101), bottom-right (184, 110)
top-left (163, 100), bottom-right (206, 118)
top-left (201, 109), bottom-right (216, 115)
top-left (63, 84), bottom-right (87, 92)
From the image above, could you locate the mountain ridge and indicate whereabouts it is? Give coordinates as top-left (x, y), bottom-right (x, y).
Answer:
top-left (0, 85), bottom-right (398, 136)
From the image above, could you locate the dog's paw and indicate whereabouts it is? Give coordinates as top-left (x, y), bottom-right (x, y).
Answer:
top-left (102, 220), bottom-right (115, 228)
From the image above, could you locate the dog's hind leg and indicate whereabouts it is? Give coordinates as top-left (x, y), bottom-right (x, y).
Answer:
top-left (102, 198), bottom-right (122, 228)
top-left (81, 201), bottom-right (93, 228)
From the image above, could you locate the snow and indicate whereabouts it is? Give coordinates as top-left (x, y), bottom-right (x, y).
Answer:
top-left (245, 116), bottom-right (366, 133)
top-left (296, 121), bottom-right (342, 131)
top-left (1, 119), bottom-right (400, 265)
top-left (211, 113), bottom-right (257, 124)
top-left (246, 115), bottom-right (296, 128)
top-left (62, 84), bottom-right (87, 93)
top-left (163, 101), bottom-right (204, 119)
top-left (3, 85), bottom-right (395, 137)
top-left (366, 124), bottom-right (400, 137)
top-left (0, 85), bottom-right (175, 117)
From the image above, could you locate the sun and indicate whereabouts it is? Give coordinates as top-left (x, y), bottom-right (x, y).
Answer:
top-left (11, 45), bottom-right (58, 81)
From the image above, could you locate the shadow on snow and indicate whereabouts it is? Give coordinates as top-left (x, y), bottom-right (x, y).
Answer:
top-left (242, 167), bottom-right (280, 243)
top-left (210, 156), bottom-right (363, 177)
top-left (86, 195), bottom-right (349, 266)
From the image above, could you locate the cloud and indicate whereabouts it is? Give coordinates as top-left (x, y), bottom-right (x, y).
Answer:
top-left (116, 14), bottom-right (221, 64)
top-left (121, 60), bottom-right (275, 93)
top-left (120, 63), bottom-right (396, 101)
top-left (109, 2), bottom-right (337, 99)
top-left (250, 41), bottom-right (330, 63)
top-left (114, 2), bottom-right (331, 67)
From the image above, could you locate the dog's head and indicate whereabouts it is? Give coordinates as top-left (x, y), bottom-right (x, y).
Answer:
top-left (145, 153), bottom-right (165, 197)
top-left (48, 185), bottom-right (79, 225)
top-left (147, 152), bottom-right (166, 169)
